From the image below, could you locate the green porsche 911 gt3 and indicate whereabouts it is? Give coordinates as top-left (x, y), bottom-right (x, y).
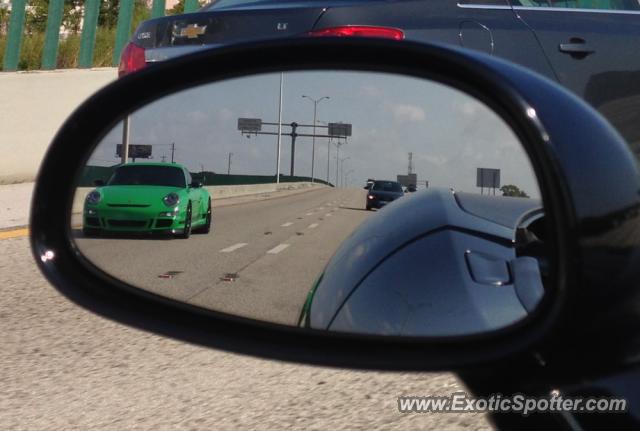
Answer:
top-left (83, 162), bottom-right (211, 238)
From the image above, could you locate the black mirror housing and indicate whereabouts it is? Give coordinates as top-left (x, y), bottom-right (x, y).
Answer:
top-left (29, 38), bottom-right (640, 374)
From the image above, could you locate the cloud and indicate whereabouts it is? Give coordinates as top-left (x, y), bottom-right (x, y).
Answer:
top-left (388, 103), bottom-right (426, 123)
top-left (185, 110), bottom-right (208, 123)
top-left (359, 84), bottom-right (383, 98)
top-left (420, 154), bottom-right (448, 166)
top-left (458, 100), bottom-right (482, 117)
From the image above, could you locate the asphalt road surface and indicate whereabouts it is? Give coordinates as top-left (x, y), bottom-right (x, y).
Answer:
top-left (1, 234), bottom-right (491, 430)
top-left (74, 187), bottom-right (373, 325)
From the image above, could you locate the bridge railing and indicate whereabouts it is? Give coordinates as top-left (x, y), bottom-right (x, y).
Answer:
top-left (1, 0), bottom-right (202, 71)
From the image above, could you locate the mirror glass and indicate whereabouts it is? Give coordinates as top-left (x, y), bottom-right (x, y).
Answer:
top-left (71, 70), bottom-right (549, 337)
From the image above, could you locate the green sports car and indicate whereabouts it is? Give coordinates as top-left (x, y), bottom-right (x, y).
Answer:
top-left (83, 162), bottom-right (211, 238)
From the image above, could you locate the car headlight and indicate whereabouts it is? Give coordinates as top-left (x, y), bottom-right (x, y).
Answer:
top-left (367, 195), bottom-right (375, 200)
top-left (86, 191), bottom-right (101, 205)
top-left (159, 207), bottom-right (179, 217)
top-left (163, 192), bottom-right (180, 207)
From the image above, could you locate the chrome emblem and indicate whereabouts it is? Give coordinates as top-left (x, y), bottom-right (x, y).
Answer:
top-left (277, 22), bottom-right (288, 31)
top-left (180, 24), bottom-right (207, 39)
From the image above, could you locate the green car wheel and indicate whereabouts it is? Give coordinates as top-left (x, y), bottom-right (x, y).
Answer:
top-left (196, 198), bottom-right (212, 234)
top-left (180, 202), bottom-right (192, 239)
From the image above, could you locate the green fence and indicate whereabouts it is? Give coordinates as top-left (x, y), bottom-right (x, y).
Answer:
top-left (78, 165), bottom-right (335, 188)
top-left (0, 0), bottom-right (204, 71)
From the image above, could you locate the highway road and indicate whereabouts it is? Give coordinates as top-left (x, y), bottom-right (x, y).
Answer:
top-left (1, 233), bottom-right (491, 430)
top-left (74, 187), bottom-right (372, 326)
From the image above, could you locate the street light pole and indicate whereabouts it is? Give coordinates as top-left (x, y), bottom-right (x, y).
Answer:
top-left (276, 73), bottom-right (284, 184)
top-left (344, 169), bottom-right (354, 188)
top-left (227, 152), bottom-right (233, 175)
top-left (302, 95), bottom-right (330, 183)
top-left (340, 156), bottom-right (350, 188)
top-left (120, 116), bottom-right (130, 164)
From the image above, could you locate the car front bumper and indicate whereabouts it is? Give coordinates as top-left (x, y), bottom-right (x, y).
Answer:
top-left (83, 206), bottom-right (187, 233)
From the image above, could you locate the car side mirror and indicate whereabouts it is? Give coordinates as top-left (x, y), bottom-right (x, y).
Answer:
top-left (190, 181), bottom-right (203, 188)
top-left (30, 38), bottom-right (640, 372)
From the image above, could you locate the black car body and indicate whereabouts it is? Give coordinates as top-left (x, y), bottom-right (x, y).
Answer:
top-left (365, 179), bottom-right (404, 209)
top-left (302, 188), bottom-right (546, 335)
top-left (125, 0), bottom-right (640, 159)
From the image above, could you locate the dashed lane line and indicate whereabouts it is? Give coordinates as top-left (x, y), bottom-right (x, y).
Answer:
top-left (220, 243), bottom-right (248, 253)
top-left (267, 244), bottom-right (290, 254)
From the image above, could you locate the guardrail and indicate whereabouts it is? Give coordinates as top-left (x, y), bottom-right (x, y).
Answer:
top-left (1, 0), bottom-right (201, 71)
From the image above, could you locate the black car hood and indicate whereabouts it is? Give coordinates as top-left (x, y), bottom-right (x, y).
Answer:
top-left (309, 188), bottom-right (541, 329)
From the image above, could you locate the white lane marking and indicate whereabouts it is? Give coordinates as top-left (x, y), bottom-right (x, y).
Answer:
top-left (306, 212), bottom-right (313, 216)
top-left (267, 244), bottom-right (290, 254)
top-left (308, 223), bottom-right (319, 229)
top-left (281, 222), bottom-right (294, 227)
top-left (325, 213), bottom-right (332, 217)
top-left (220, 243), bottom-right (248, 253)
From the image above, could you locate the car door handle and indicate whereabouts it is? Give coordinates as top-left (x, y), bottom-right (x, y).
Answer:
top-left (559, 39), bottom-right (595, 58)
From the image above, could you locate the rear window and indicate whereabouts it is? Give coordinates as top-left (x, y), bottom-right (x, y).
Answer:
top-left (372, 181), bottom-right (403, 192)
top-left (108, 166), bottom-right (186, 188)
top-left (513, 0), bottom-right (640, 10)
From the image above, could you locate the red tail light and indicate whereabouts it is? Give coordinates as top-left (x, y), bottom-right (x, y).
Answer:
top-left (306, 26), bottom-right (404, 40)
top-left (118, 42), bottom-right (146, 77)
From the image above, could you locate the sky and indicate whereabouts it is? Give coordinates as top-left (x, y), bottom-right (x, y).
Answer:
top-left (87, 70), bottom-right (540, 198)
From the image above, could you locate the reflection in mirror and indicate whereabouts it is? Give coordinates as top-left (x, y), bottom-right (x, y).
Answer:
top-left (72, 71), bottom-right (547, 337)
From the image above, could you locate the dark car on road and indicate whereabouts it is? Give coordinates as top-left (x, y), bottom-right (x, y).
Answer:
top-left (365, 180), bottom-right (404, 210)
top-left (121, 0), bottom-right (640, 160)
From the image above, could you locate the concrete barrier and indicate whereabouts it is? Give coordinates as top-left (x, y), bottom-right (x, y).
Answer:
top-left (0, 68), bottom-right (117, 185)
top-left (71, 182), bottom-right (327, 214)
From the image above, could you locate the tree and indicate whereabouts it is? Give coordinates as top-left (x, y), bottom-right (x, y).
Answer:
top-left (167, 0), bottom-right (209, 15)
top-left (25, 0), bottom-right (49, 33)
top-left (0, 5), bottom-right (10, 35)
top-left (62, 0), bottom-right (83, 34)
top-left (99, 0), bottom-right (150, 31)
top-left (23, 0), bottom-right (84, 34)
top-left (500, 184), bottom-right (529, 198)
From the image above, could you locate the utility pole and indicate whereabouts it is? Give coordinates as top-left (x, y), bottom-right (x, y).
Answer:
top-left (302, 95), bottom-right (330, 183)
top-left (276, 73), bottom-right (284, 184)
top-left (227, 152), bottom-right (233, 175)
top-left (327, 137), bottom-right (332, 183)
top-left (290, 122), bottom-right (298, 176)
top-left (120, 116), bottom-right (130, 164)
top-left (339, 156), bottom-right (350, 188)
top-left (335, 142), bottom-right (342, 187)
top-left (201, 164), bottom-right (206, 185)
top-left (344, 169), bottom-right (354, 188)
top-left (171, 142), bottom-right (175, 163)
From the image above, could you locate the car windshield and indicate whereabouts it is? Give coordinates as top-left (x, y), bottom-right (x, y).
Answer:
top-left (107, 165), bottom-right (186, 188)
top-left (372, 181), bottom-right (403, 192)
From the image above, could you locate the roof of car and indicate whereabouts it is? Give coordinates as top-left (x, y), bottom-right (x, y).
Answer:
top-left (116, 162), bottom-right (186, 169)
